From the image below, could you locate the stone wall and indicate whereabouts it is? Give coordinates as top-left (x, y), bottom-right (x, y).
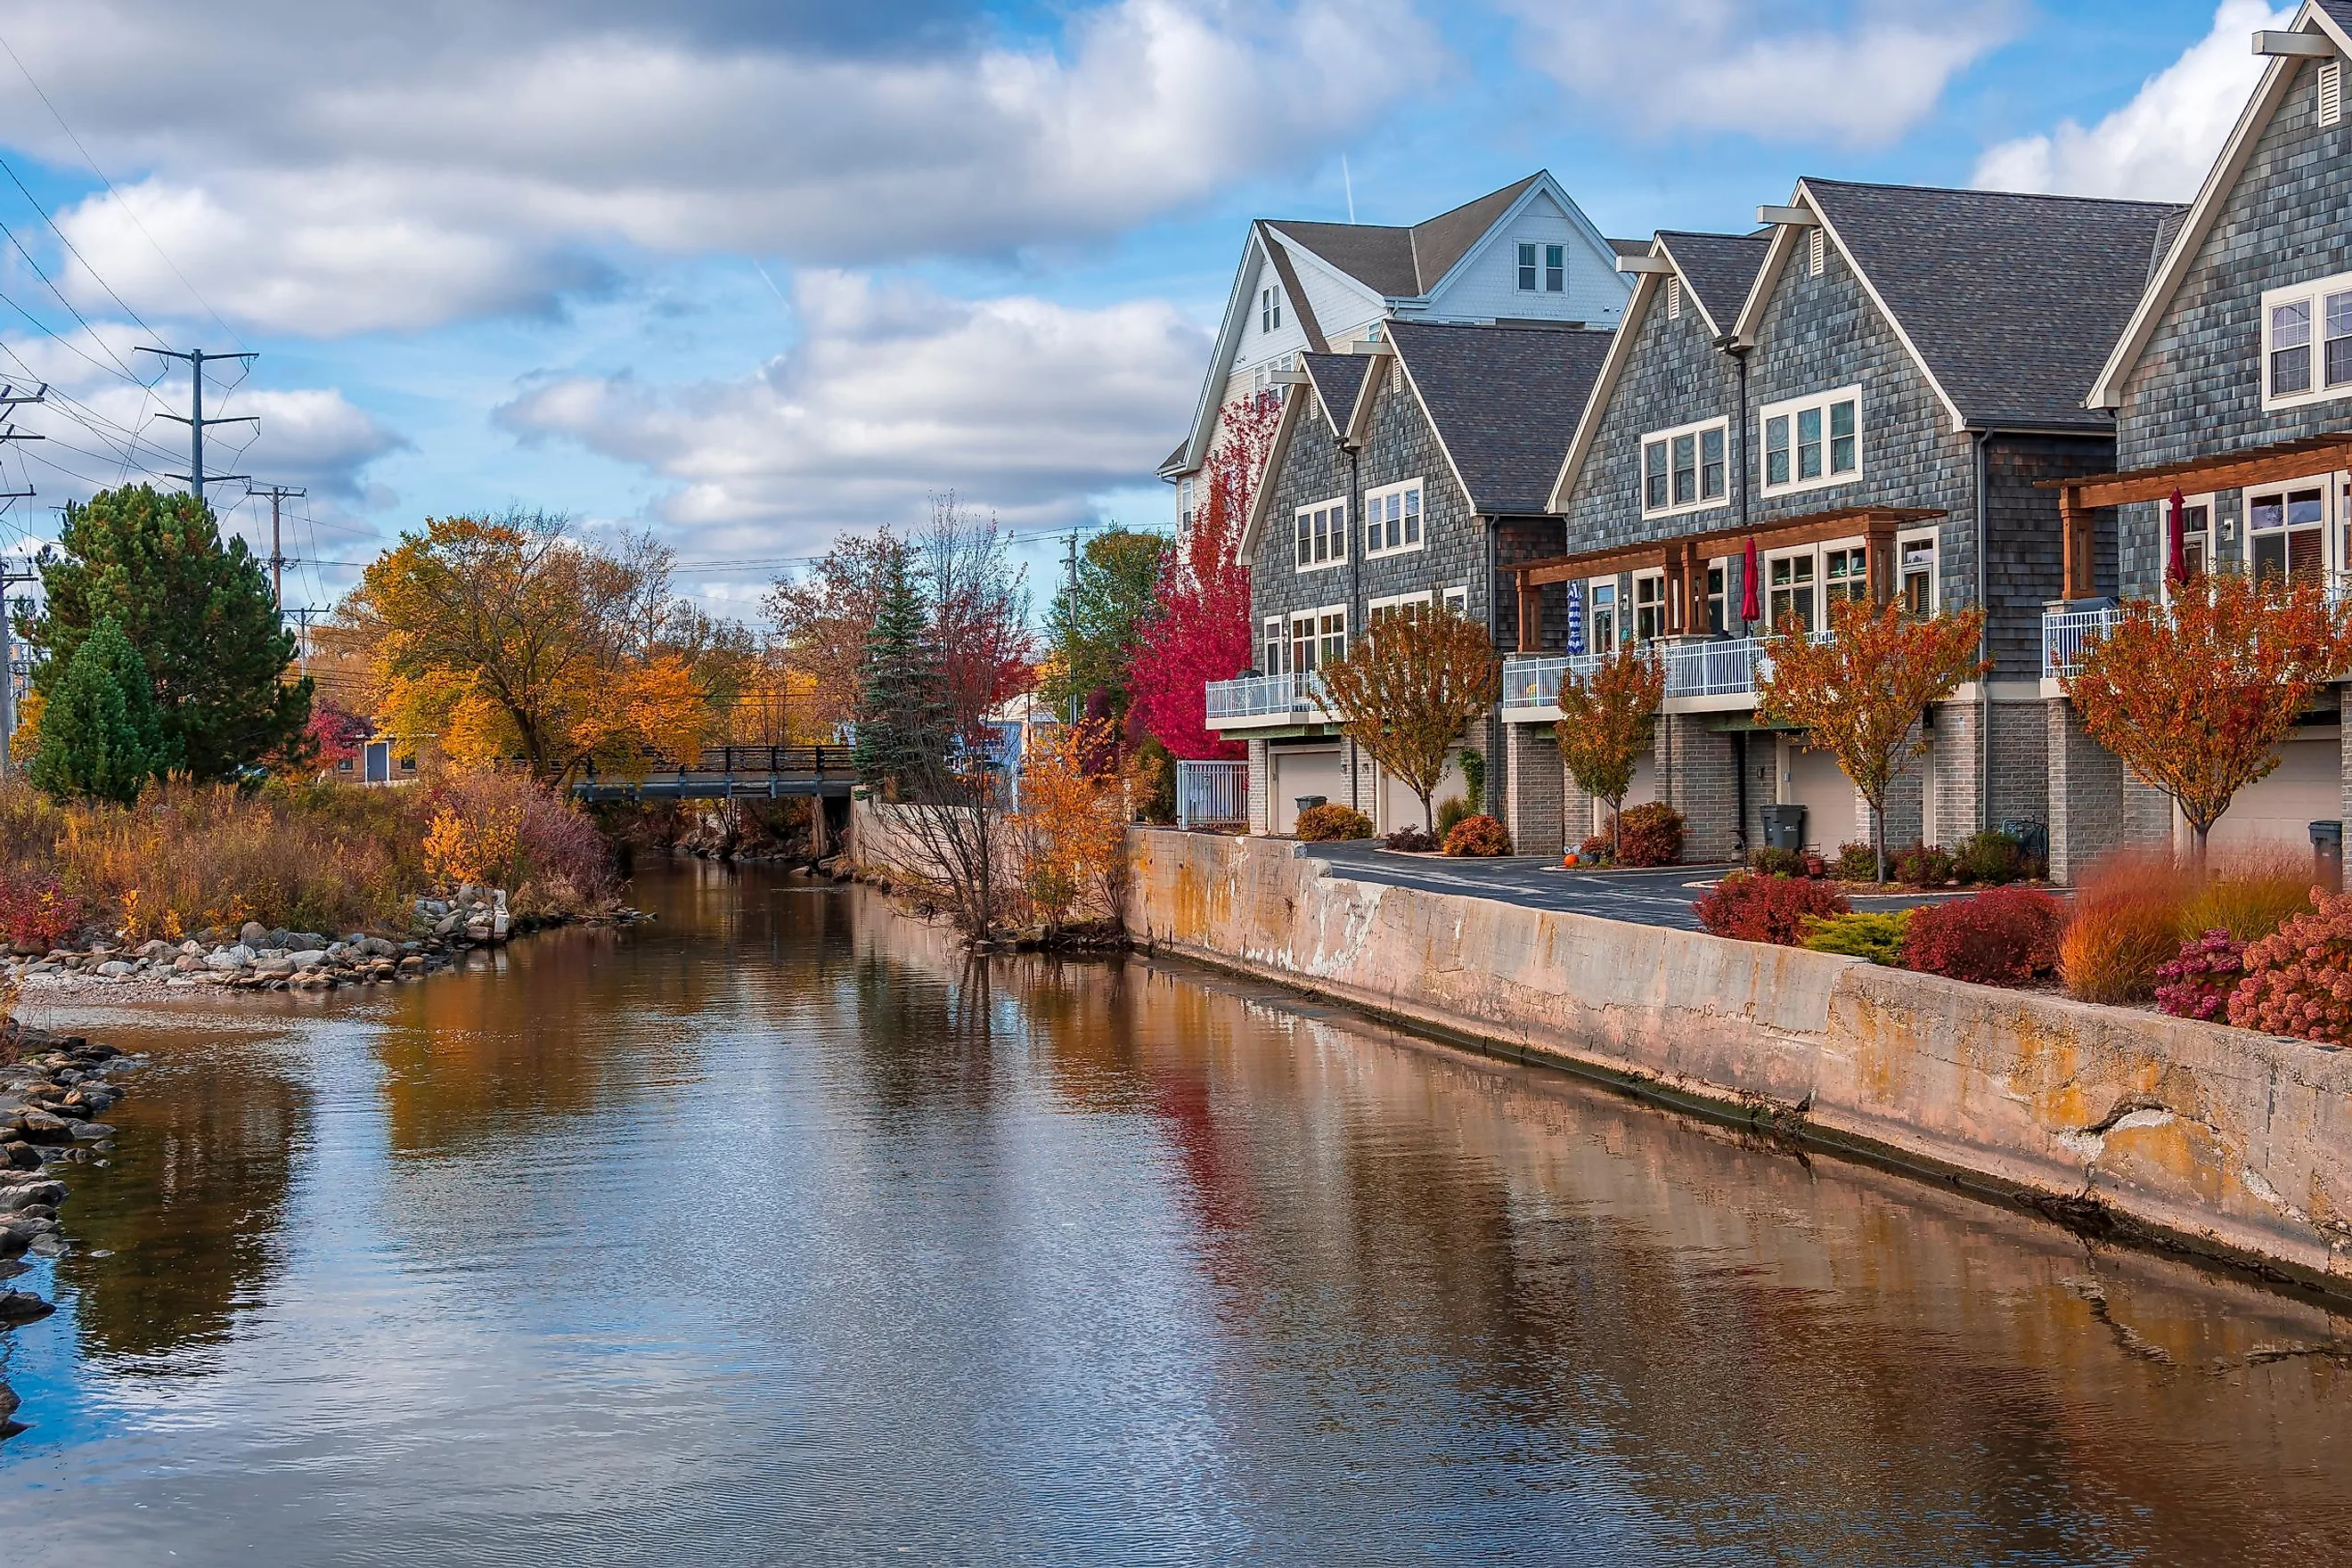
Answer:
top-left (1125, 829), bottom-right (2352, 1293)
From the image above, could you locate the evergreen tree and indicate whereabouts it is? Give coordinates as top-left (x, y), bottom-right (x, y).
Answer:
top-left (852, 543), bottom-right (945, 792)
top-left (1041, 527), bottom-right (1167, 717)
top-left (20, 484), bottom-right (311, 780)
top-left (28, 617), bottom-right (168, 805)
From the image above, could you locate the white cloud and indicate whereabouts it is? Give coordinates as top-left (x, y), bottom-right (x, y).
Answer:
top-left (1973, 1), bottom-right (2289, 199)
top-left (495, 270), bottom-right (1205, 552)
top-left (0, 0), bottom-right (1432, 336)
top-left (1500, 0), bottom-right (2016, 145)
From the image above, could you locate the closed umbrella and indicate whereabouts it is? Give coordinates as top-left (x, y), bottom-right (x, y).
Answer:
top-left (1564, 580), bottom-right (1585, 656)
top-left (2167, 486), bottom-right (2188, 584)
top-left (1739, 535), bottom-right (1761, 625)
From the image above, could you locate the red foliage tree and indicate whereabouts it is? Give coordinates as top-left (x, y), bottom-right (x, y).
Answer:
top-left (1126, 392), bottom-right (1278, 761)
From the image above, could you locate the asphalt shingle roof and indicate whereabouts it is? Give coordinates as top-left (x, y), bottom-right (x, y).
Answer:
top-left (2317, 0), bottom-right (2352, 34)
top-left (1268, 175), bottom-right (1544, 299)
top-left (1803, 179), bottom-right (2185, 429)
top-left (1299, 352), bottom-right (1370, 432)
top-left (1654, 231), bottom-right (1771, 333)
top-left (1384, 321), bottom-right (1613, 515)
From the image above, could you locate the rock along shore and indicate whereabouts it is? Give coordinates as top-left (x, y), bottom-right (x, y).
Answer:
top-left (0, 1022), bottom-right (142, 1441)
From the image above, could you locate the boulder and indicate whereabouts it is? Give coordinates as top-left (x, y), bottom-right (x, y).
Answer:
top-left (253, 957), bottom-right (297, 978)
top-left (2, 1143), bottom-right (36, 1170)
top-left (95, 960), bottom-right (135, 979)
top-left (179, 939), bottom-right (205, 955)
top-left (238, 920), bottom-right (270, 948)
top-left (286, 950), bottom-right (328, 969)
top-left (0, 1180), bottom-right (64, 1211)
top-left (135, 938), bottom-right (172, 959)
top-left (69, 1122), bottom-right (114, 1141)
top-left (17, 1110), bottom-right (72, 1144)
top-left (434, 915), bottom-right (459, 936)
top-left (0, 1289), bottom-right (53, 1324)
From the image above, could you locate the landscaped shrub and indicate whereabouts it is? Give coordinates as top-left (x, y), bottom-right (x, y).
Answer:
top-left (1748, 845), bottom-right (1808, 878)
top-left (0, 873), bottom-right (83, 951)
top-left (2155, 930), bottom-right (2247, 1022)
top-left (1295, 804), bottom-right (1374, 842)
top-left (2181, 849), bottom-right (2317, 942)
top-left (1954, 829), bottom-right (2027, 886)
top-left (1892, 843), bottom-right (1956, 888)
top-left (1694, 872), bottom-right (1849, 945)
top-left (1441, 814), bottom-right (1512, 857)
top-left (2229, 889), bottom-right (2352, 1041)
top-left (1384, 825), bottom-right (1439, 853)
top-left (1834, 843), bottom-right (1879, 882)
top-left (2060, 852), bottom-right (2193, 1004)
top-left (1614, 802), bottom-right (1686, 868)
top-left (1458, 749), bottom-right (1486, 815)
top-left (1801, 909), bottom-right (1909, 964)
top-left (1435, 796), bottom-right (1472, 840)
top-left (1902, 886), bottom-right (2065, 985)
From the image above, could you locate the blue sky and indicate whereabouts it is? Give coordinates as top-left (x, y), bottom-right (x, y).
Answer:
top-left (0, 1), bottom-right (2288, 619)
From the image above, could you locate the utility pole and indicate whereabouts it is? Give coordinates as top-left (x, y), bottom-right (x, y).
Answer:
top-left (135, 347), bottom-right (257, 500)
top-left (1063, 530), bottom-right (1080, 725)
top-left (0, 383), bottom-right (45, 778)
top-left (247, 483), bottom-right (305, 610)
top-left (282, 605), bottom-right (322, 677)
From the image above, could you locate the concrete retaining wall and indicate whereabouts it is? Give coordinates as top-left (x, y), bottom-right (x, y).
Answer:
top-left (1123, 829), bottom-right (2352, 1293)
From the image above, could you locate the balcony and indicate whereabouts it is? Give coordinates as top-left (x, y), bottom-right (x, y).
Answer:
top-left (1502, 633), bottom-right (1827, 717)
top-left (1205, 671), bottom-right (1331, 728)
top-left (2041, 605), bottom-right (2121, 678)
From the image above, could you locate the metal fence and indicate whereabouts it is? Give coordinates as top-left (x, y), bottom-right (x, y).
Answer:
top-left (2041, 606), bottom-right (2122, 677)
top-left (1176, 759), bottom-right (1250, 831)
top-left (1500, 633), bottom-right (1829, 710)
top-left (1204, 671), bottom-right (1329, 722)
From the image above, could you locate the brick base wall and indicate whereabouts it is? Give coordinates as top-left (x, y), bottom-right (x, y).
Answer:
top-left (1504, 724), bottom-right (1564, 859)
top-left (2046, 698), bottom-right (2122, 884)
top-left (1662, 715), bottom-right (1743, 862)
top-left (1247, 739), bottom-right (1270, 837)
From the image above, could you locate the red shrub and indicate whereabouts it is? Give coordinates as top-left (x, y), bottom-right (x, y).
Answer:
top-left (1613, 802), bottom-right (1686, 868)
top-left (1441, 814), bottom-right (1512, 857)
top-left (2228, 889), bottom-right (2352, 1042)
top-left (1900, 886), bottom-right (2065, 985)
top-left (0, 873), bottom-right (81, 951)
top-left (1694, 871), bottom-right (1849, 945)
top-left (2155, 929), bottom-right (2247, 1022)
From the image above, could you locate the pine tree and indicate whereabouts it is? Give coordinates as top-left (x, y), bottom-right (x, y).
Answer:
top-left (852, 543), bottom-right (945, 792)
top-left (28, 617), bottom-right (168, 805)
top-left (20, 484), bottom-right (311, 780)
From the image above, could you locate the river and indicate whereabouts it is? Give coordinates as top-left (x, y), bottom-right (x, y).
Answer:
top-left (1, 860), bottom-right (2348, 1564)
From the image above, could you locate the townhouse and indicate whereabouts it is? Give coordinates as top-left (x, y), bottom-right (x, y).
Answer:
top-left (1500, 183), bottom-right (2178, 860)
top-left (2048, 0), bottom-right (2352, 877)
top-left (1213, 319), bottom-right (1610, 833)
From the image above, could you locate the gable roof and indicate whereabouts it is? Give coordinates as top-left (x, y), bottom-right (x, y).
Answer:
top-left (1735, 178), bottom-right (2181, 431)
top-left (1386, 321), bottom-right (1613, 515)
top-left (1267, 174), bottom-right (1546, 300)
top-left (1652, 230), bottom-right (1772, 338)
top-left (2089, 0), bottom-right (2352, 408)
top-left (1299, 351), bottom-right (1370, 433)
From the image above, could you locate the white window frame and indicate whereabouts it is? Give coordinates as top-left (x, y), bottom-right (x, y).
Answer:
top-left (2243, 473), bottom-right (2339, 583)
top-left (1368, 589), bottom-right (1434, 624)
top-left (1759, 385), bottom-right (1862, 498)
top-left (1638, 415), bottom-right (1731, 519)
top-left (1362, 477), bottom-right (1426, 559)
top-left (1260, 286), bottom-right (1281, 334)
top-left (1516, 242), bottom-right (1539, 292)
top-left (1292, 494), bottom-right (1350, 573)
top-left (1587, 578), bottom-right (1619, 650)
top-left (1442, 584), bottom-right (1469, 617)
top-left (1178, 478), bottom-right (1196, 531)
top-left (1631, 569), bottom-right (1668, 644)
top-left (1262, 615), bottom-right (1286, 675)
top-left (1763, 535), bottom-right (1873, 630)
top-left (1545, 243), bottom-right (1565, 293)
top-left (1897, 527), bottom-right (1939, 618)
top-left (2260, 269), bottom-right (2352, 411)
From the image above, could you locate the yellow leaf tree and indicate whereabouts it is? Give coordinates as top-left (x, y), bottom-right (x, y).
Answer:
top-left (1314, 609), bottom-right (1500, 833)
top-left (1555, 648), bottom-right (1665, 858)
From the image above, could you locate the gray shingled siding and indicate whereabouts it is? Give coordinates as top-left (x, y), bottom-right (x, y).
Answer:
top-left (1983, 434), bottom-right (2117, 667)
top-left (2116, 55), bottom-right (2352, 592)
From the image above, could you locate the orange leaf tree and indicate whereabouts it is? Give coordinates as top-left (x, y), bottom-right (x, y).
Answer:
top-left (2065, 571), bottom-right (2352, 862)
top-left (1315, 609), bottom-right (1500, 833)
top-left (1755, 597), bottom-right (1987, 882)
top-left (1014, 716), bottom-right (1129, 928)
top-left (1555, 648), bottom-right (1665, 858)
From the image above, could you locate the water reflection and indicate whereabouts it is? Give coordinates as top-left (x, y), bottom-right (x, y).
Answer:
top-left (0, 863), bottom-right (2348, 1564)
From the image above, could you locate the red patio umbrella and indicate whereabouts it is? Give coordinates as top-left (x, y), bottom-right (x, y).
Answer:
top-left (2166, 486), bottom-right (2188, 584)
top-left (1739, 535), bottom-right (1761, 625)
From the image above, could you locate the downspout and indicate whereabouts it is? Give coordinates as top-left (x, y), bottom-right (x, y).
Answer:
top-left (1974, 428), bottom-right (1991, 835)
top-left (1485, 513), bottom-right (1502, 811)
top-left (1347, 436), bottom-right (1363, 814)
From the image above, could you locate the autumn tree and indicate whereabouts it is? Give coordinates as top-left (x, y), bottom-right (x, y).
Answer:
top-left (1555, 648), bottom-right (1665, 858)
top-left (1041, 527), bottom-right (1169, 719)
top-left (765, 533), bottom-right (898, 739)
top-left (1015, 716), bottom-right (1129, 930)
top-left (20, 483), bottom-right (309, 780)
top-left (2066, 571), bottom-right (2352, 861)
top-left (1756, 597), bottom-right (1988, 881)
top-left (339, 510), bottom-right (718, 784)
top-left (1315, 609), bottom-right (1500, 832)
top-left (1126, 393), bottom-right (1277, 761)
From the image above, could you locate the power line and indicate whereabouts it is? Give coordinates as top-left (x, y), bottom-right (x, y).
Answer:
top-left (247, 481), bottom-right (304, 609)
top-left (135, 346), bottom-right (257, 497)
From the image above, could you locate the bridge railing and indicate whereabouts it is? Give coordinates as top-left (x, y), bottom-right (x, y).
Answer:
top-left (584, 745), bottom-right (855, 780)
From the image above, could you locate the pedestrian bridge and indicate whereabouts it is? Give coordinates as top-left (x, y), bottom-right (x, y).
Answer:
top-left (571, 745), bottom-right (858, 802)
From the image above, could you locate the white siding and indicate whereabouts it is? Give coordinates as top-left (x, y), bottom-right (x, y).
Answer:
top-left (1278, 241), bottom-right (1385, 347)
top-left (2209, 734), bottom-right (2340, 855)
top-left (1425, 190), bottom-right (1629, 327)
top-left (1237, 253), bottom-right (1311, 375)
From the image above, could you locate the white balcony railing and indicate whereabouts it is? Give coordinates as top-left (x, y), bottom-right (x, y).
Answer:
top-left (1502, 633), bottom-right (1827, 710)
top-left (1204, 670), bottom-right (1330, 723)
top-left (2041, 606), bottom-right (2122, 678)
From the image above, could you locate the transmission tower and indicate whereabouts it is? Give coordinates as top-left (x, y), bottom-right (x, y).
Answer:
top-left (135, 347), bottom-right (257, 498)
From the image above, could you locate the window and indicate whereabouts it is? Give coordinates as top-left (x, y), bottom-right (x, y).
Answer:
top-left (2250, 485), bottom-right (2326, 582)
top-left (1290, 612), bottom-right (1319, 674)
top-left (1260, 286), bottom-right (1281, 333)
top-left (1263, 617), bottom-right (1284, 675)
top-left (1517, 242), bottom-right (1539, 291)
top-left (1768, 553), bottom-right (1815, 630)
top-left (2261, 270), bottom-right (2352, 409)
top-left (1633, 572), bottom-right (1667, 643)
top-left (336, 755), bottom-right (353, 772)
top-left (1546, 244), bottom-right (1565, 292)
top-left (1179, 478), bottom-right (1196, 531)
top-left (1824, 545), bottom-right (1869, 608)
top-left (1899, 534), bottom-right (1937, 617)
top-left (1638, 417), bottom-right (1729, 517)
top-left (1588, 580), bottom-right (1618, 649)
top-left (1319, 607), bottom-right (1348, 667)
top-left (1705, 563), bottom-right (1727, 633)
top-left (1293, 495), bottom-right (1348, 571)
top-left (1808, 226), bottom-right (1825, 277)
top-left (1667, 277), bottom-right (1682, 319)
top-left (1759, 387), bottom-right (1861, 496)
top-left (1363, 478), bottom-right (1425, 557)
top-left (1369, 590), bottom-right (1433, 624)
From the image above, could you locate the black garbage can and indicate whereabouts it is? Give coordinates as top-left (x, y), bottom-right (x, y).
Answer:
top-left (1761, 804), bottom-right (1806, 853)
top-left (2313, 820), bottom-right (2344, 894)
top-left (1294, 795), bottom-right (1327, 817)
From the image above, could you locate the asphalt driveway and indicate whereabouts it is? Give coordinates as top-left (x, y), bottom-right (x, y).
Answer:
top-left (1294, 841), bottom-right (1964, 933)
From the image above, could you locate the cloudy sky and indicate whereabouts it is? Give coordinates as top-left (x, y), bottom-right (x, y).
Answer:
top-left (0, 0), bottom-right (2292, 615)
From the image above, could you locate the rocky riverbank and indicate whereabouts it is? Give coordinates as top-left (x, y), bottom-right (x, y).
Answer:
top-left (4, 886), bottom-right (650, 997)
top-left (0, 1023), bottom-right (140, 1441)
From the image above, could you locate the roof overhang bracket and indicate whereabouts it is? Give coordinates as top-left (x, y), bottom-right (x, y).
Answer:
top-left (1756, 206), bottom-right (1817, 226)
top-left (2254, 29), bottom-right (2337, 56)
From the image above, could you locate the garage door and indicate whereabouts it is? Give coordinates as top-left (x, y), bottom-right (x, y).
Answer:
top-left (1787, 747), bottom-right (1858, 854)
top-left (1270, 747), bottom-right (1347, 834)
top-left (2210, 734), bottom-right (2340, 856)
top-left (1382, 755), bottom-right (1469, 834)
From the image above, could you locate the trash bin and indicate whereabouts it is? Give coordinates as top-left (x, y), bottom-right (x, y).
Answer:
top-left (1294, 795), bottom-right (1327, 817)
top-left (2313, 821), bottom-right (2344, 894)
top-left (1761, 804), bottom-right (1806, 853)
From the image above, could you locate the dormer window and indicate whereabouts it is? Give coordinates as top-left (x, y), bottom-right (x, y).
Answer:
top-left (2262, 269), bottom-right (2352, 409)
top-left (1760, 387), bottom-right (1861, 496)
top-left (1517, 242), bottom-right (1566, 293)
top-left (1260, 286), bottom-right (1281, 333)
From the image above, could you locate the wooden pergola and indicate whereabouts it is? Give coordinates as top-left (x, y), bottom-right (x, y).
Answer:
top-left (2044, 432), bottom-right (2352, 600)
top-left (1507, 506), bottom-right (1942, 653)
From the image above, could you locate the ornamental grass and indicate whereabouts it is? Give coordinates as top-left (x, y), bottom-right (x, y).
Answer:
top-left (2059, 852), bottom-right (2194, 1004)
